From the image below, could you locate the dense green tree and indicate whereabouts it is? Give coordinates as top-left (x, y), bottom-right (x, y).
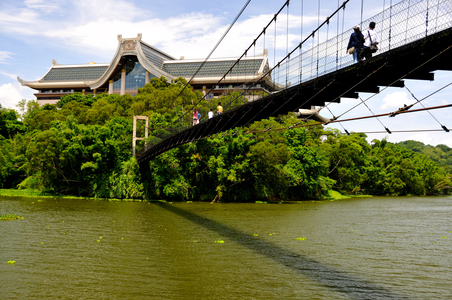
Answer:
top-left (323, 133), bottom-right (371, 194)
top-left (0, 137), bottom-right (26, 188)
top-left (284, 127), bottom-right (329, 198)
top-left (3, 77), bottom-right (450, 200)
top-left (146, 147), bottom-right (193, 200)
top-left (24, 128), bottom-right (64, 191)
top-left (107, 157), bottom-right (144, 199)
top-left (56, 92), bottom-right (95, 108)
top-left (0, 104), bottom-right (25, 138)
top-left (398, 140), bottom-right (452, 174)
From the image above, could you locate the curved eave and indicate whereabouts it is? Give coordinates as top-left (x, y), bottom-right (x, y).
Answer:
top-left (89, 34), bottom-right (175, 89)
top-left (257, 53), bottom-right (269, 75)
top-left (87, 35), bottom-right (125, 89)
top-left (139, 40), bottom-right (176, 61)
top-left (135, 41), bottom-right (175, 81)
top-left (17, 77), bottom-right (90, 89)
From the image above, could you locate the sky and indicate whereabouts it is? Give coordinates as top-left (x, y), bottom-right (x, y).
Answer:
top-left (1, 0), bottom-right (451, 147)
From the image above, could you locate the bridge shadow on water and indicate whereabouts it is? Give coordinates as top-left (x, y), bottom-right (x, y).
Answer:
top-left (154, 202), bottom-right (411, 300)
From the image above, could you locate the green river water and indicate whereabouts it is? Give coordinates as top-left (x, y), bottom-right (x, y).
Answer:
top-left (1, 196), bottom-right (451, 299)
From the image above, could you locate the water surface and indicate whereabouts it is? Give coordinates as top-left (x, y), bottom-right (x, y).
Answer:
top-left (1, 196), bottom-right (451, 299)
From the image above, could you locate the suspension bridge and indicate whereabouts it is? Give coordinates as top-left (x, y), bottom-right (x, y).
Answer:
top-left (136, 0), bottom-right (452, 165)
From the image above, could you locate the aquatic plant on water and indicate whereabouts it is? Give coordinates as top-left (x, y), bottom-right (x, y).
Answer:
top-left (0, 214), bottom-right (24, 221)
top-left (215, 239), bottom-right (224, 244)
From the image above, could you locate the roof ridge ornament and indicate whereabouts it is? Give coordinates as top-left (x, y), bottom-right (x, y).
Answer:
top-left (123, 40), bottom-right (136, 51)
top-left (118, 33), bottom-right (142, 52)
top-left (118, 33), bottom-right (142, 43)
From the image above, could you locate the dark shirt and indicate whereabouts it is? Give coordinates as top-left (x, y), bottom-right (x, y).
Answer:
top-left (347, 32), bottom-right (364, 50)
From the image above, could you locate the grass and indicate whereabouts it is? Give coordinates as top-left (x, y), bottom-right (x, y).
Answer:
top-left (323, 190), bottom-right (372, 200)
top-left (0, 189), bottom-right (64, 198)
top-left (325, 190), bottom-right (351, 200)
top-left (0, 188), bottom-right (371, 203)
top-left (0, 189), bottom-right (144, 202)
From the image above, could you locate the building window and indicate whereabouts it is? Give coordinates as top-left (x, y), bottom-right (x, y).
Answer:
top-left (113, 57), bottom-right (154, 93)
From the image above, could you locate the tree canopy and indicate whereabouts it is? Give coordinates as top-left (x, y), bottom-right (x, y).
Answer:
top-left (1, 77), bottom-right (451, 200)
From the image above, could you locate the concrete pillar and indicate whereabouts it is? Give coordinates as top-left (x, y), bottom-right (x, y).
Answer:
top-left (145, 70), bottom-right (150, 85)
top-left (108, 80), bottom-right (113, 94)
top-left (120, 69), bottom-right (126, 95)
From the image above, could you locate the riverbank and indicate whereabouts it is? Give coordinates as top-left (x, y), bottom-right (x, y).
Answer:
top-left (0, 188), bottom-right (369, 202)
top-left (0, 189), bottom-right (143, 202)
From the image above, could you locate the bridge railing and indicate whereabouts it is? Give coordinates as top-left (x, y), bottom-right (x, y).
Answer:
top-left (136, 0), bottom-right (452, 158)
top-left (272, 0), bottom-right (452, 89)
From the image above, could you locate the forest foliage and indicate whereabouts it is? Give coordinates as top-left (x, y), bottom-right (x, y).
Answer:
top-left (1, 77), bottom-right (451, 201)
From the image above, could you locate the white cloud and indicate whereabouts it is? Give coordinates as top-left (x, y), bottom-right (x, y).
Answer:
top-left (0, 51), bottom-right (13, 64)
top-left (0, 83), bottom-right (25, 109)
top-left (24, 0), bottom-right (60, 13)
top-left (437, 137), bottom-right (452, 147)
top-left (0, 0), bottom-right (328, 62)
top-left (402, 132), bottom-right (452, 147)
top-left (74, 0), bottom-right (146, 21)
top-left (0, 71), bottom-right (35, 109)
top-left (381, 91), bottom-right (412, 110)
top-left (404, 132), bottom-right (433, 145)
top-left (0, 71), bottom-right (17, 81)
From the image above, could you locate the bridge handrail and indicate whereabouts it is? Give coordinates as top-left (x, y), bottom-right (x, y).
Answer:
top-left (274, 0), bottom-right (452, 88)
top-left (135, 0), bottom-right (452, 157)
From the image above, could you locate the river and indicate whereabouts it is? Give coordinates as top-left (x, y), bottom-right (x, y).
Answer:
top-left (1, 196), bottom-right (451, 299)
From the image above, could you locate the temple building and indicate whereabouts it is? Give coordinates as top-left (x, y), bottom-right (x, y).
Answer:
top-left (18, 33), bottom-right (274, 106)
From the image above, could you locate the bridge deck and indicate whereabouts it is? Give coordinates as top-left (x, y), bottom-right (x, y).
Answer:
top-left (137, 27), bottom-right (452, 165)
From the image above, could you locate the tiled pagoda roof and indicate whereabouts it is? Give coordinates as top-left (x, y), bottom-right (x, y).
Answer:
top-left (41, 65), bottom-right (109, 82)
top-left (18, 33), bottom-right (269, 90)
top-left (163, 58), bottom-right (263, 78)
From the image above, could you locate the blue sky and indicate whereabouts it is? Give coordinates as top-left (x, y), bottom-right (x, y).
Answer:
top-left (1, 0), bottom-right (451, 146)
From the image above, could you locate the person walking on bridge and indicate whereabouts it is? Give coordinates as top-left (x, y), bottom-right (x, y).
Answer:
top-left (346, 25), bottom-right (364, 62)
top-left (193, 109), bottom-right (198, 126)
top-left (362, 21), bottom-right (379, 60)
top-left (217, 102), bottom-right (223, 115)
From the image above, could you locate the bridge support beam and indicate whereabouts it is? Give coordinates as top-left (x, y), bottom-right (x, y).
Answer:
top-left (133, 116), bottom-right (149, 156)
top-left (355, 85), bottom-right (380, 94)
top-left (404, 72), bottom-right (434, 81)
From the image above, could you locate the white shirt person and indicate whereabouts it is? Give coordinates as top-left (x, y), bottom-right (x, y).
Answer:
top-left (362, 21), bottom-right (379, 60)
